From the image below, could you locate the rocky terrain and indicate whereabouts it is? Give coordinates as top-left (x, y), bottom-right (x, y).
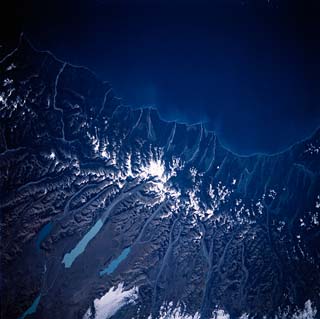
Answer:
top-left (0, 36), bottom-right (319, 319)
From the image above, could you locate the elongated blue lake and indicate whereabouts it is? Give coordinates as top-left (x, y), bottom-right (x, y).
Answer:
top-left (18, 294), bottom-right (41, 319)
top-left (36, 222), bottom-right (53, 251)
top-left (100, 247), bottom-right (131, 276)
top-left (62, 219), bottom-right (103, 268)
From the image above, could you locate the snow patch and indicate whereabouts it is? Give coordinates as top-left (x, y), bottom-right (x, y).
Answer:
top-left (316, 195), bottom-right (320, 209)
top-left (291, 300), bottom-right (317, 319)
top-left (304, 143), bottom-right (320, 155)
top-left (48, 151), bottom-right (56, 160)
top-left (275, 299), bottom-right (318, 319)
top-left (211, 309), bottom-right (230, 319)
top-left (83, 283), bottom-right (138, 319)
top-left (148, 160), bottom-right (166, 180)
top-left (148, 302), bottom-right (200, 319)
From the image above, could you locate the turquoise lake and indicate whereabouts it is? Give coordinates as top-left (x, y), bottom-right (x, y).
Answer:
top-left (36, 222), bottom-right (53, 251)
top-left (100, 247), bottom-right (131, 276)
top-left (62, 219), bottom-right (103, 268)
top-left (18, 294), bottom-right (41, 319)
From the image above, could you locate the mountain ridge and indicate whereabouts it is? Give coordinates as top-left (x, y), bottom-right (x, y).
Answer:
top-left (0, 35), bottom-right (320, 319)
